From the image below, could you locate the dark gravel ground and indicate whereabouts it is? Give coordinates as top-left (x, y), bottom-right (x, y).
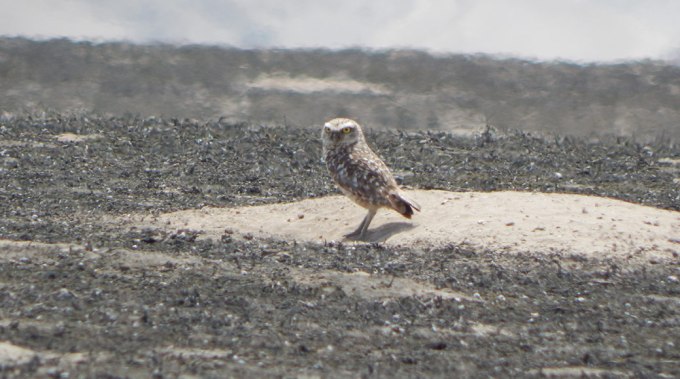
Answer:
top-left (0, 113), bottom-right (679, 378)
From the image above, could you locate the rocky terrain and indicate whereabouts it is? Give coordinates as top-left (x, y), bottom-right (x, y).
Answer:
top-left (0, 113), bottom-right (679, 378)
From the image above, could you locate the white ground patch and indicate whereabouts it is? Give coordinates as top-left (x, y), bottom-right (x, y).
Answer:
top-left (247, 74), bottom-right (388, 95)
top-left (128, 190), bottom-right (680, 262)
top-left (55, 133), bottom-right (102, 143)
top-left (290, 268), bottom-right (478, 302)
top-left (0, 341), bottom-right (37, 368)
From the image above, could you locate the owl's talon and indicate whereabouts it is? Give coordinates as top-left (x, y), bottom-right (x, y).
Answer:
top-left (343, 231), bottom-right (367, 241)
top-left (344, 229), bottom-right (364, 238)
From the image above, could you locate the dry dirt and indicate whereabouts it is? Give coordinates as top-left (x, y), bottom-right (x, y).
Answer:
top-left (1, 114), bottom-right (679, 378)
top-left (130, 190), bottom-right (680, 264)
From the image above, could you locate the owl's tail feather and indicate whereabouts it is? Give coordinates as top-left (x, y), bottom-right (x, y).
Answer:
top-left (388, 192), bottom-right (421, 219)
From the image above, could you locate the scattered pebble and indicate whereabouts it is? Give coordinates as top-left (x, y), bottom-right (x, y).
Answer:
top-left (54, 288), bottom-right (76, 300)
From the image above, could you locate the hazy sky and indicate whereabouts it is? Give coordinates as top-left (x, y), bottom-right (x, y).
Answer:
top-left (3, 0), bottom-right (680, 62)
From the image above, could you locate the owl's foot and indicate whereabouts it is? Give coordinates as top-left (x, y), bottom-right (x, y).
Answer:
top-left (344, 229), bottom-right (365, 239)
top-left (343, 209), bottom-right (377, 240)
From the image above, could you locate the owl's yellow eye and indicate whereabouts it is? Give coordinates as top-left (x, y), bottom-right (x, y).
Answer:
top-left (341, 127), bottom-right (352, 134)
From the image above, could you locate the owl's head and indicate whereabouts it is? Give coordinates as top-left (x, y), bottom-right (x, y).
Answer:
top-left (321, 118), bottom-right (365, 152)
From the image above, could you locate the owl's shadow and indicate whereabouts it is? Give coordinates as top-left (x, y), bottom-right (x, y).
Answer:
top-left (344, 222), bottom-right (416, 243)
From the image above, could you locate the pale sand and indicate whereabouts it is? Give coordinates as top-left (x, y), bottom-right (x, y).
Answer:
top-left (127, 190), bottom-right (680, 262)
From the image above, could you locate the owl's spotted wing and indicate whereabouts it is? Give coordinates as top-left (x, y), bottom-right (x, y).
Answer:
top-left (329, 150), bottom-right (396, 206)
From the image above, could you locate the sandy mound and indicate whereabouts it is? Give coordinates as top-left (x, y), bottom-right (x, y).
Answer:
top-left (132, 190), bottom-right (680, 262)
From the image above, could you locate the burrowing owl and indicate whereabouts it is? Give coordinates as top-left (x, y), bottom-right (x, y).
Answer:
top-left (321, 118), bottom-right (420, 239)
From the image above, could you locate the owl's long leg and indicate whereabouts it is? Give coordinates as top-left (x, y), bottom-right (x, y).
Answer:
top-left (345, 209), bottom-right (377, 239)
